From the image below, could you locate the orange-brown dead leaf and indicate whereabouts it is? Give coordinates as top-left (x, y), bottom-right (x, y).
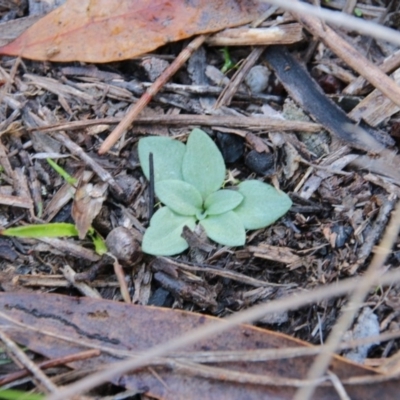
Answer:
top-left (0, 0), bottom-right (271, 63)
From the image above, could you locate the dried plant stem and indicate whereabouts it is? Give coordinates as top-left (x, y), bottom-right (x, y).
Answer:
top-left (62, 265), bottom-right (102, 299)
top-left (294, 197), bottom-right (400, 400)
top-left (261, 0), bottom-right (400, 46)
top-left (0, 328), bottom-right (58, 393)
top-left (0, 349), bottom-right (100, 386)
top-left (34, 115), bottom-right (321, 134)
top-left (98, 35), bottom-right (207, 154)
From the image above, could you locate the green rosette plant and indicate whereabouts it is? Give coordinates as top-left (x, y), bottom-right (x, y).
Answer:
top-left (139, 128), bottom-right (292, 256)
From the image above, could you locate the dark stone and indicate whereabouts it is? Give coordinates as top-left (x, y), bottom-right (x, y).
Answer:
top-left (0, 238), bottom-right (18, 262)
top-left (216, 132), bottom-right (244, 164)
top-left (148, 287), bottom-right (173, 307)
top-left (331, 225), bottom-right (353, 248)
top-left (245, 150), bottom-right (275, 175)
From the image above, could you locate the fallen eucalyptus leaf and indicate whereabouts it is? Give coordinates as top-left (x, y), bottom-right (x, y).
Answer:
top-left (0, 1), bottom-right (271, 62)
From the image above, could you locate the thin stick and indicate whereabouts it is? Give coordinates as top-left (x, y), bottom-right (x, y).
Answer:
top-left (98, 35), bottom-right (207, 154)
top-left (0, 328), bottom-right (58, 393)
top-left (0, 349), bottom-right (100, 386)
top-left (148, 153), bottom-right (155, 221)
top-left (261, 0), bottom-right (400, 46)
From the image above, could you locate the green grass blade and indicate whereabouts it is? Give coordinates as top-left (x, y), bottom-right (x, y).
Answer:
top-left (46, 158), bottom-right (77, 186)
top-left (88, 228), bottom-right (108, 255)
top-left (1, 223), bottom-right (79, 238)
top-left (0, 389), bottom-right (44, 400)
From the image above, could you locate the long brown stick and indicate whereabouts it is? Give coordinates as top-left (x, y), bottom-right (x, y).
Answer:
top-left (98, 35), bottom-right (207, 154)
top-left (290, 2), bottom-right (400, 110)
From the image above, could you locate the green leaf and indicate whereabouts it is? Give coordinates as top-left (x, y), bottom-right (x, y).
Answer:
top-left (87, 228), bottom-right (108, 255)
top-left (200, 211), bottom-right (245, 246)
top-left (138, 136), bottom-right (186, 182)
top-left (204, 189), bottom-right (243, 215)
top-left (1, 223), bottom-right (79, 238)
top-left (234, 180), bottom-right (292, 229)
top-left (0, 389), bottom-right (44, 400)
top-left (142, 207), bottom-right (196, 256)
top-left (155, 180), bottom-right (202, 216)
top-left (182, 129), bottom-right (225, 200)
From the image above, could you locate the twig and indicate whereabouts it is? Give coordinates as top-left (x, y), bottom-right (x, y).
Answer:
top-left (39, 238), bottom-right (100, 262)
top-left (260, 0), bottom-right (400, 46)
top-left (98, 35), bottom-right (207, 154)
top-left (0, 349), bottom-right (100, 386)
top-left (111, 256), bottom-right (131, 303)
top-left (148, 153), bottom-right (154, 221)
top-left (62, 265), bottom-right (102, 299)
top-left (157, 258), bottom-right (293, 288)
top-left (327, 371), bottom-right (350, 400)
top-left (0, 328), bottom-right (58, 393)
top-left (33, 115), bottom-right (321, 134)
top-left (215, 46), bottom-right (265, 108)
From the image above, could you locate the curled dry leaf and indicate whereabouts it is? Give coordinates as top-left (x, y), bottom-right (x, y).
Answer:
top-left (72, 181), bottom-right (108, 239)
top-left (0, 0), bottom-right (271, 63)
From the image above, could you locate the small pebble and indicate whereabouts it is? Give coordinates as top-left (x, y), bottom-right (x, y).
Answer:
top-left (245, 150), bottom-right (275, 176)
top-left (141, 57), bottom-right (170, 82)
top-left (148, 287), bottom-right (173, 307)
top-left (331, 224), bottom-right (353, 248)
top-left (216, 133), bottom-right (244, 163)
top-left (245, 65), bottom-right (271, 93)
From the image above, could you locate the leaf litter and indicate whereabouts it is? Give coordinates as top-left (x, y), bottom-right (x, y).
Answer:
top-left (0, 0), bottom-right (400, 399)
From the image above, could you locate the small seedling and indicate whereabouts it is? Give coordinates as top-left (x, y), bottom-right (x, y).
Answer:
top-left (221, 47), bottom-right (235, 74)
top-left (46, 158), bottom-right (78, 186)
top-left (0, 161), bottom-right (107, 255)
top-left (138, 129), bottom-right (292, 256)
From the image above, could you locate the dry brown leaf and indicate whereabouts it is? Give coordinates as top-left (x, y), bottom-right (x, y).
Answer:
top-left (0, 0), bottom-right (271, 63)
top-left (1, 292), bottom-right (399, 399)
top-left (72, 180), bottom-right (108, 239)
